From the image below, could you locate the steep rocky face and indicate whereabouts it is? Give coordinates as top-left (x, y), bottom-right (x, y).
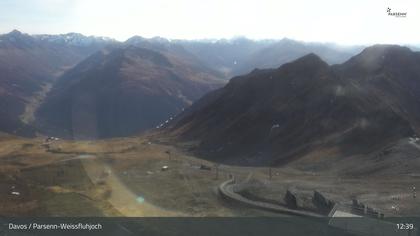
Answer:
top-left (169, 46), bottom-right (418, 166)
top-left (36, 46), bottom-right (224, 139)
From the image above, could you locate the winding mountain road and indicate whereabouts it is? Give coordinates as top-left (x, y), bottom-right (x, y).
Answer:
top-left (218, 176), bottom-right (322, 217)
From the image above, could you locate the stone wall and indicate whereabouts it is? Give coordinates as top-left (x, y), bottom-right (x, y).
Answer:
top-left (284, 190), bottom-right (298, 209)
top-left (312, 190), bottom-right (334, 213)
top-left (351, 199), bottom-right (384, 218)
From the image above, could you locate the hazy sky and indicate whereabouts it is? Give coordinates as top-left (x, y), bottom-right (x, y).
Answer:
top-left (0, 0), bottom-right (419, 45)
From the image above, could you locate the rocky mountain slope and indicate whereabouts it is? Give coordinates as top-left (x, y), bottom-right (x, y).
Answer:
top-left (36, 46), bottom-right (224, 139)
top-left (0, 30), bottom-right (114, 136)
top-left (168, 45), bottom-right (420, 166)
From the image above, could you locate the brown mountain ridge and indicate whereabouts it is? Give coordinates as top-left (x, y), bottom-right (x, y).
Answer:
top-left (36, 45), bottom-right (224, 138)
top-left (167, 45), bottom-right (420, 166)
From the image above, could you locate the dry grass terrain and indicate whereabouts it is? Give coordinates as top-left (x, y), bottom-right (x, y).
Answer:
top-left (0, 132), bottom-right (419, 217)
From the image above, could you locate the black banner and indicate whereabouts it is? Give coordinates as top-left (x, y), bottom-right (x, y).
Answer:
top-left (1, 217), bottom-right (419, 236)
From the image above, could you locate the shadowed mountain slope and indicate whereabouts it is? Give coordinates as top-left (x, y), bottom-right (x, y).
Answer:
top-left (36, 46), bottom-right (224, 139)
top-left (0, 30), bottom-right (114, 136)
top-left (168, 45), bottom-right (419, 166)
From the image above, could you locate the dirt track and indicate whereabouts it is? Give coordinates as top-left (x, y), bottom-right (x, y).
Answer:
top-left (81, 156), bottom-right (180, 216)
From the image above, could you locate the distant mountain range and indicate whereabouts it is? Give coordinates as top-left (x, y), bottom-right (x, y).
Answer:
top-left (33, 32), bottom-right (116, 47)
top-left (168, 45), bottom-right (420, 166)
top-left (176, 37), bottom-right (364, 78)
top-left (1, 30), bottom-right (419, 142)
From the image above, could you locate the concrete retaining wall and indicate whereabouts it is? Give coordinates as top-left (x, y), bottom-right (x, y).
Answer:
top-left (218, 177), bottom-right (322, 217)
